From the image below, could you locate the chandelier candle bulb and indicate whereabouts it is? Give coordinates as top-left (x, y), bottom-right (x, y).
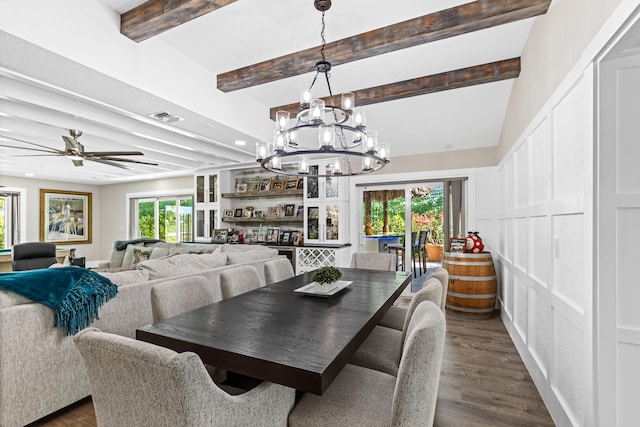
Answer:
top-left (362, 156), bottom-right (373, 171)
top-left (256, 142), bottom-right (267, 161)
top-left (276, 111), bottom-right (290, 131)
top-left (319, 124), bottom-right (336, 149)
top-left (273, 131), bottom-right (286, 152)
top-left (379, 142), bottom-right (390, 160)
top-left (353, 107), bottom-right (366, 128)
top-left (364, 131), bottom-right (378, 153)
top-left (271, 157), bottom-right (282, 170)
top-left (287, 130), bottom-right (297, 145)
top-left (341, 92), bottom-right (355, 111)
top-left (300, 84), bottom-right (313, 109)
top-left (310, 99), bottom-right (325, 123)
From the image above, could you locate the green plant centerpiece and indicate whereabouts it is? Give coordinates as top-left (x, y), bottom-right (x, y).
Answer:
top-left (312, 266), bottom-right (342, 286)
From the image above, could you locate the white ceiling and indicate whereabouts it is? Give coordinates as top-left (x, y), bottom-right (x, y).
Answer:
top-left (0, 0), bottom-right (537, 184)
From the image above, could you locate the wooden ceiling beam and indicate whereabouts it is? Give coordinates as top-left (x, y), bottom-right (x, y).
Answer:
top-left (269, 58), bottom-right (521, 120)
top-left (121, 0), bottom-right (238, 42)
top-left (218, 0), bottom-right (549, 92)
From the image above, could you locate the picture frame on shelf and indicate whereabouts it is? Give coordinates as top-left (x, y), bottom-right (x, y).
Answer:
top-left (266, 228), bottom-right (280, 243)
top-left (254, 210), bottom-right (264, 218)
top-left (267, 207), bottom-right (279, 217)
top-left (223, 209), bottom-right (234, 218)
top-left (293, 232), bottom-right (302, 246)
top-left (248, 180), bottom-right (261, 193)
top-left (449, 237), bottom-right (466, 252)
top-left (244, 206), bottom-right (255, 217)
top-left (260, 178), bottom-right (271, 192)
top-left (212, 229), bottom-right (228, 243)
top-left (285, 178), bottom-right (298, 190)
top-left (296, 205), bottom-right (304, 217)
top-left (235, 182), bottom-right (248, 193)
top-left (280, 231), bottom-right (291, 244)
top-left (296, 179), bottom-right (304, 190)
top-left (256, 230), bottom-right (267, 243)
top-left (234, 208), bottom-right (243, 217)
top-left (284, 204), bottom-right (295, 216)
top-left (270, 179), bottom-right (284, 191)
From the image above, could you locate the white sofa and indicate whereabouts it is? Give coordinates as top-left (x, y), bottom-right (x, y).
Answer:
top-left (0, 244), bottom-right (283, 427)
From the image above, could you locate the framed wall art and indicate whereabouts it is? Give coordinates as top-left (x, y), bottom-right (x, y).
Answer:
top-left (40, 189), bottom-right (92, 244)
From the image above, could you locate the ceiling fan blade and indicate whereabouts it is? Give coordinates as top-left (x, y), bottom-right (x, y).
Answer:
top-left (96, 156), bottom-right (158, 166)
top-left (83, 151), bottom-right (144, 157)
top-left (71, 159), bottom-right (84, 167)
top-left (0, 135), bottom-right (60, 152)
top-left (0, 145), bottom-right (62, 155)
top-left (85, 158), bottom-right (130, 169)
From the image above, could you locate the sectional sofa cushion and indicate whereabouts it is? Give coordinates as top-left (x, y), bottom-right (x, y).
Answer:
top-left (0, 290), bottom-right (31, 307)
top-left (167, 243), bottom-right (218, 256)
top-left (226, 250), bottom-right (278, 264)
top-left (97, 269), bottom-right (150, 286)
top-left (137, 253), bottom-right (228, 280)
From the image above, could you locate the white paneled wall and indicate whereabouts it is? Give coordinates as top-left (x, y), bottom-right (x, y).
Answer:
top-left (598, 51), bottom-right (640, 427)
top-left (495, 66), bottom-right (595, 426)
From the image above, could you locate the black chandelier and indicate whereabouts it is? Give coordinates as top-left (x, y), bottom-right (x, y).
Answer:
top-left (255, 0), bottom-right (390, 177)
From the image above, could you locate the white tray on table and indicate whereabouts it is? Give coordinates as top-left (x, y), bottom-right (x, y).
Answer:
top-left (294, 280), bottom-right (353, 297)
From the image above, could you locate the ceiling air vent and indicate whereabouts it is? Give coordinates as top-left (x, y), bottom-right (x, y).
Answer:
top-left (149, 111), bottom-right (183, 124)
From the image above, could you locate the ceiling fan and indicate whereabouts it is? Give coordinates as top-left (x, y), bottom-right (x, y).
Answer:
top-left (0, 130), bottom-right (158, 169)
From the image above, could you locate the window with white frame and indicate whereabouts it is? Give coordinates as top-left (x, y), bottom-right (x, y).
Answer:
top-left (0, 189), bottom-right (22, 249)
top-left (129, 194), bottom-right (193, 243)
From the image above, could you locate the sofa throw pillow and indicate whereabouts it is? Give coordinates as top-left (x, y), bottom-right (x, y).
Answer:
top-left (137, 253), bottom-right (228, 280)
top-left (96, 269), bottom-right (150, 286)
top-left (133, 246), bottom-right (155, 264)
top-left (121, 243), bottom-right (144, 267)
top-left (149, 247), bottom-right (170, 259)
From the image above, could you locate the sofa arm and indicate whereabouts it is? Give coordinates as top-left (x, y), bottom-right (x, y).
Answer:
top-left (97, 261), bottom-right (111, 269)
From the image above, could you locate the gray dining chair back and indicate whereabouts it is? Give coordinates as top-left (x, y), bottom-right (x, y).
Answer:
top-left (393, 300), bottom-right (446, 425)
top-left (74, 327), bottom-right (295, 427)
top-left (11, 242), bottom-right (58, 271)
top-left (220, 265), bottom-right (261, 299)
top-left (349, 252), bottom-right (396, 271)
top-left (288, 301), bottom-right (445, 427)
top-left (400, 277), bottom-right (442, 346)
top-left (264, 258), bottom-right (295, 284)
top-left (150, 276), bottom-right (217, 323)
top-left (429, 267), bottom-right (449, 310)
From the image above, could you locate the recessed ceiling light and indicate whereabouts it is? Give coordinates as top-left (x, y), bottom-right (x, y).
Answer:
top-left (235, 140), bottom-right (246, 146)
top-left (148, 111), bottom-right (183, 124)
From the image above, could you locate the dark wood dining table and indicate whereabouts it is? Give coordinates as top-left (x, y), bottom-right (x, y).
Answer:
top-left (136, 267), bottom-right (411, 395)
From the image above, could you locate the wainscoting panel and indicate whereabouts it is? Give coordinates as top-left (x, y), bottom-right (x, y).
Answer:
top-left (497, 65), bottom-right (594, 426)
top-left (617, 67), bottom-right (640, 193)
top-left (616, 208), bottom-right (640, 328)
top-left (553, 214), bottom-right (586, 313)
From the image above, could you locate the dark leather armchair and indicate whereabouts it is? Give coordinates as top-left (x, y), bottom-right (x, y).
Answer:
top-left (12, 242), bottom-right (58, 271)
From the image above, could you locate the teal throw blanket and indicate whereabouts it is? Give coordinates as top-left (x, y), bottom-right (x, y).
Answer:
top-left (0, 267), bottom-right (118, 335)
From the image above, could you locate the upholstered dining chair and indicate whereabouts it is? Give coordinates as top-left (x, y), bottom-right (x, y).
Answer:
top-left (349, 252), bottom-right (396, 272)
top-left (353, 278), bottom-right (442, 376)
top-left (11, 242), bottom-right (58, 271)
top-left (378, 268), bottom-right (448, 330)
top-left (429, 267), bottom-right (449, 310)
top-left (264, 258), bottom-right (295, 285)
top-left (74, 327), bottom-right (295, 427)
top-left (220, 265), bottom-right (261, 299)
top-left (288, 301), bottom-right (445, 427)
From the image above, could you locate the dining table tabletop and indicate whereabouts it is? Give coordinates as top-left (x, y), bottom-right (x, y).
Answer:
top-left (136, 267), bottom-right (411, 395)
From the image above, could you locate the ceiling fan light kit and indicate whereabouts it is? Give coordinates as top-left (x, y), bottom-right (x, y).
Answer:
top-left (255, 0), bottom-right (390, 177)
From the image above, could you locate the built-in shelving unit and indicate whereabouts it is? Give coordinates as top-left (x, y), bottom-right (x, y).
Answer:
top-left (222, 189), bottom-right (304, 199)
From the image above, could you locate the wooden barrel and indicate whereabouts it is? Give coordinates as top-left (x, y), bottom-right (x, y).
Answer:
top-left (443, 252), bottom-right (497, 319)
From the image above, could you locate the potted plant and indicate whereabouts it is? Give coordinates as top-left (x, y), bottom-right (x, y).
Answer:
top-left (412, 211), bottom-right (445, 261)
top-left (312, 266), bottom-right (342, 289)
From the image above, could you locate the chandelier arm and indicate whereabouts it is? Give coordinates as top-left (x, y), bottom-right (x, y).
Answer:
top-left (260, 150), bottom-right (388, 177)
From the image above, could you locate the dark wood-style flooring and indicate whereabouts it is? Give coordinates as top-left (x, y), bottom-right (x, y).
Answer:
top-left (29, 310), bottom-right (554, 427)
